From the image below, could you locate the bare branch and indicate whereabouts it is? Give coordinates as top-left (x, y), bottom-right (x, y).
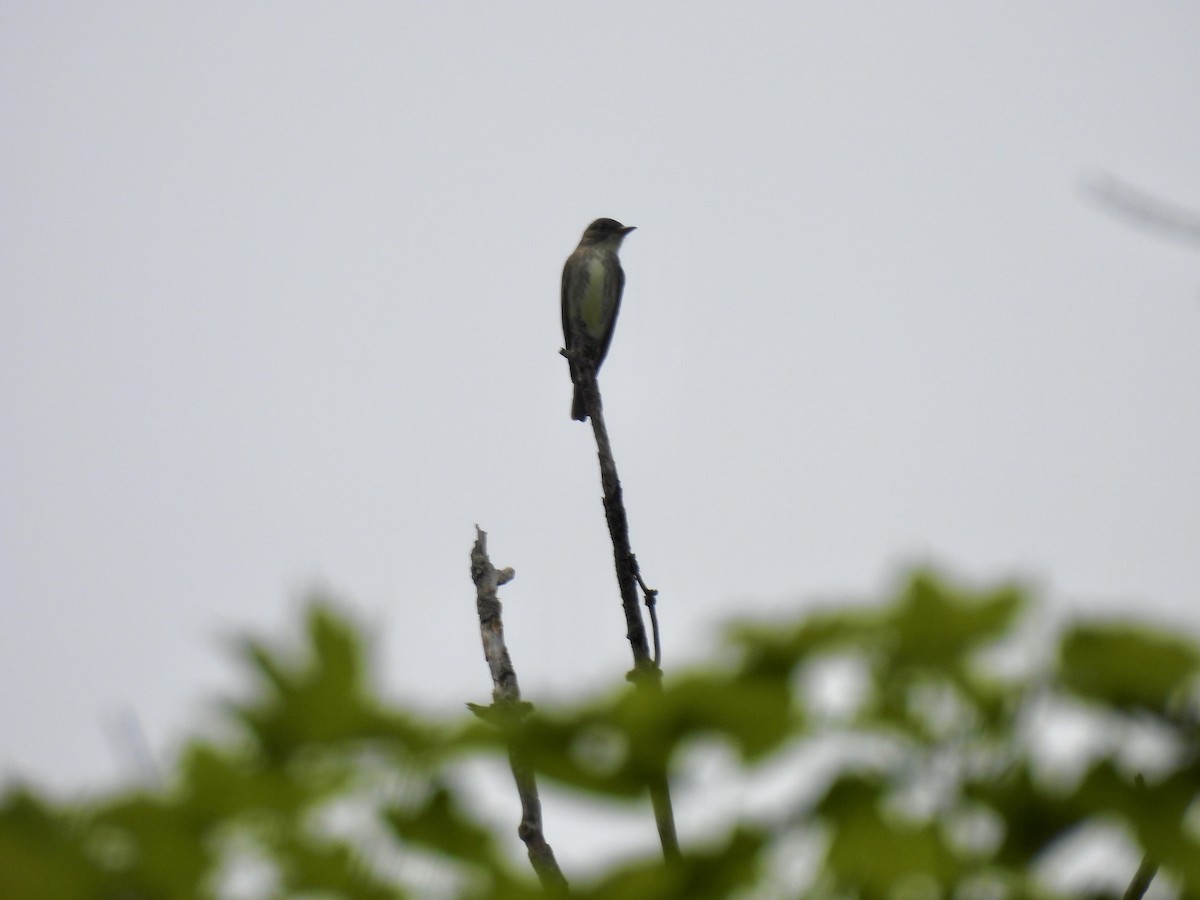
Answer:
top-left (1122, 856), bottom-right (1159, 900)
top-left (1121, 774), bottom-right (1158, 900)
top-left (632, 555), bottom-right (661, 668)
top-left (565, 351), bottom-right (654, 669)
top-left (1083, 172), bottom-right (1200, 249)
top-left (565, 352), bottom-right (681, 862)
top-left (469, 527), bottom-right (568, 895)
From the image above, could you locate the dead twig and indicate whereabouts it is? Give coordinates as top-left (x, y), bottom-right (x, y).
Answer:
top-left (468, 527), bottom-right (568, 895)
top-left (1083, 172), bottom-right (1200, 249)
top-left (564, 351), bottom-right (680, 861)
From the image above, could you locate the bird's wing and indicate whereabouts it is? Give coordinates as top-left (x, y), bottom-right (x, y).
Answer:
top-left (561, 249), bottom-right (578, 347)
top-left (593, 260), bottom-right (624, 369)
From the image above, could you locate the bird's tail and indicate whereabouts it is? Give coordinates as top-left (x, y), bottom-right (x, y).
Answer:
top-left (571, 385), bottom-right (587, 422)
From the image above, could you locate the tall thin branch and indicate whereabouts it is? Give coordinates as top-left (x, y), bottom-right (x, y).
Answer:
top-left (1122, 855), bottom-right (1159, 900)
top-left (569, 353), bottom-right (681, 861)
top-left (468, 527), bottom-right (569, 896)
top-left (1083, 172), bottom-right (1200, 249)
top-left (1121, 774), bottom-right (1158, 900)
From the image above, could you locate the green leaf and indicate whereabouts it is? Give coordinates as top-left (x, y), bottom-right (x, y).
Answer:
top-left (278, 835), bottom-right (405, 899)
top-left (816, 775), bottom-right (963, 895)
top-left (1060, 624), bottom-right (1200, 712)
top-left (178, 742), bottom-right (317, 822)
top-left (662, 671), bottom-right (795, 760)
top-left (1070, 760), bottom-right (1200, 888)
top-left (91, 792), bottom-right (213, 896)
top-left (510, 709), bottom-right (646, 798)
top-left (0, 789), bottom-right (97, 898)
top-left (576, 828), bottom-right (766, 900)
top-left (385, 783), bottom-right (504, 872)
top-left (963, 763), bottom-right (1088, 866)
top-left (886, 571), bottom-right (1025, 673)
top-left (730, 606), bottom-right (885, 680)
top-left (228, 602), bottom-right (445, 763)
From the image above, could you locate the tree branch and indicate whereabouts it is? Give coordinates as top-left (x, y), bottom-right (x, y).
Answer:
top-left (1083, 172), bottom-right (1200, 249)
top-left (1121, 774), bottom-right (1158, 900)
top-left (566, 352), bottom-right (681, 861)
top-left (468, 527), bottom-right (569, 895)
top-left (1122, 855), bottom-right (1159, 900)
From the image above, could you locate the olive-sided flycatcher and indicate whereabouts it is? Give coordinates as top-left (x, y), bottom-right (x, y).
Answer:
top-left (561, 217), bottom-right (636, 421)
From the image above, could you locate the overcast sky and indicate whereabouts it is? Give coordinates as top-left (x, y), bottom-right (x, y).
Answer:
top-left (2, 5), bottom-right (1198, 795)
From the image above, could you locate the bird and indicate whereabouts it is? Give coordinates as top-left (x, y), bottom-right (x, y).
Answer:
top-left (561, 217), bottom-right (636, 421)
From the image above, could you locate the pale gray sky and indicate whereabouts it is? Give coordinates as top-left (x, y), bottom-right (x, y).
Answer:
top-left (2, 4), bottom-right (1198, 793)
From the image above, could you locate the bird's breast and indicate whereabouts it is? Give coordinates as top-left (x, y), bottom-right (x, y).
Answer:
top-left (581, 257), bottom-right (607, 336)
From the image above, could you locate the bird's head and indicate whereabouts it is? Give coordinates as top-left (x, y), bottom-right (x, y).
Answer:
top-left (580, 218), bottom-right (636, 247)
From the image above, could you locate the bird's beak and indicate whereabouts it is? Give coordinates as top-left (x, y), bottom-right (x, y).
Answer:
top-left (620, 225), bottom-right (637, 235)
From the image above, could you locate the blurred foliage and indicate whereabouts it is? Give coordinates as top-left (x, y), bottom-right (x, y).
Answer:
top-left (2, 571), bottom-right (1199, 898)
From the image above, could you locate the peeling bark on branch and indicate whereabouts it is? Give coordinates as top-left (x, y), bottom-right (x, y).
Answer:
top-left (469, 527), bottom-right (568, 895)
